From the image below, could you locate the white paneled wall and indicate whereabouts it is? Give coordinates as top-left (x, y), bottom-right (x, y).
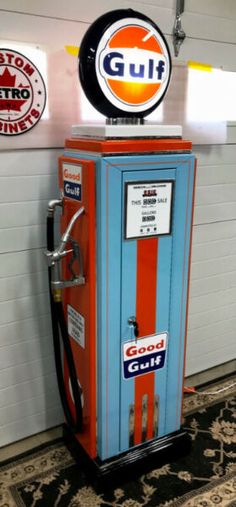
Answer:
top-left (186, 145), bottom-right (236, 374)
top-left (0, 150), bottom-right (63, 447)
top-left (0, 0), bottom-right (236, 446)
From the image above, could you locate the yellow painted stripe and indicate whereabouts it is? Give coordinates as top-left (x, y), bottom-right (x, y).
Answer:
top-left (188, 60), bottom-right (212, 72)
top-left (65, 45), bottom-right (79, 57)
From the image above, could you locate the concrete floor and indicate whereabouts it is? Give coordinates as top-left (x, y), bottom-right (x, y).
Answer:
top-left (0, 425), bottom-right (62, 462)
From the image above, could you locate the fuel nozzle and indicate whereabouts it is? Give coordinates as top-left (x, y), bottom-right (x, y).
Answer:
top-left (45, 205), bottom-right (85, 291)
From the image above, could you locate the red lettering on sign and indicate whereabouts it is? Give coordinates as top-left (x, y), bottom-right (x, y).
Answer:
top-left (126, 339), bottom-right (164, 357)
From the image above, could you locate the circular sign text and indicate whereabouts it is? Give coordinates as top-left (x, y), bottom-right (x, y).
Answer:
top-left (79, 9), bottom-right (171, 118)
top-left (0, 49), bottom-right (46, 136)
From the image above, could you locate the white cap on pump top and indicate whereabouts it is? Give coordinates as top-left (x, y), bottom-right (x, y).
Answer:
top-left (71, 124), bottom-right (182, 139)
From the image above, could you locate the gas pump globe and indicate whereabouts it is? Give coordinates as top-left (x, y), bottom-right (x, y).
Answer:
top-left (45, 9), bottom-right (196, 478)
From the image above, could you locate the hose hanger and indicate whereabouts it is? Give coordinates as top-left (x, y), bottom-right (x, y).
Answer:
top-left (173, 0), bottom-right (186, 57)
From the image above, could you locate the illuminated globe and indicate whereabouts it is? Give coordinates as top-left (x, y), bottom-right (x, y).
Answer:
top-left (79, 9), bottom-right (172, 118)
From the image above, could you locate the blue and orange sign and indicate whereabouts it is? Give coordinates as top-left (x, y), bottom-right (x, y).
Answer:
top-left (79, 9), bottom-right (171, 118)
top-left (96, 20), bottom-right (170, 113)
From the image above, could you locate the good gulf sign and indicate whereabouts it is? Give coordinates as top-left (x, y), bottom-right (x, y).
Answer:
top-left (123, 332), bottom-right (167, 379)
top-left (79, 9), bottom-right (171, 118)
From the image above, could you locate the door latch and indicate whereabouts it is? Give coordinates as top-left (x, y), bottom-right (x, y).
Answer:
top-left (128, 316), bottom-right (139, 339)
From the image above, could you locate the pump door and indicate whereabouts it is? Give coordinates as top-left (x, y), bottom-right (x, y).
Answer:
top-left (96, 157), bottom-right (195, 461)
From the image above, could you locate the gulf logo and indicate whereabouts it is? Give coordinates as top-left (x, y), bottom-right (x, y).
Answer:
top-left (95, 18), bottom-right (171, 113)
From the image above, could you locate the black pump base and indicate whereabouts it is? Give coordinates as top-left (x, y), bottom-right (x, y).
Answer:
top-left (63, 424), bottom-right (191, 482)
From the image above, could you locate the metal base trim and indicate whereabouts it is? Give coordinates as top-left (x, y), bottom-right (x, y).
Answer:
top-left (63, 424), bottom-right (191, 480)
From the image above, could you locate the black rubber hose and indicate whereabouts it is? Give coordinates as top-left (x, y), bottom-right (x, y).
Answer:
top-left (47, 215), bottom-right (83, 433)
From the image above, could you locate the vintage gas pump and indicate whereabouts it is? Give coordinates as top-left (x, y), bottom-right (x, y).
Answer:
top-left (46, 9), bottom-right (196, 477)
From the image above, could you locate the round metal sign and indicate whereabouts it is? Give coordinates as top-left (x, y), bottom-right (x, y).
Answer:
top-left (0, 48), bottom-right (46, 136)
top-left (79, 9), bottom-right (171, 118)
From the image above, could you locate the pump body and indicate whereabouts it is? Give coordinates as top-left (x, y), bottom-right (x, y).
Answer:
top-left (47, 134), bottom-right (195, 473)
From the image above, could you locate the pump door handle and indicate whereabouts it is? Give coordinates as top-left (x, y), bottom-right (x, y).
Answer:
top-left (128, 316), bottom-right (139, 338)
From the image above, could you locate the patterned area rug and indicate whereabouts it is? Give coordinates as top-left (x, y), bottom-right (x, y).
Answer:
top-left (0, 376), bottom-right (235, 507)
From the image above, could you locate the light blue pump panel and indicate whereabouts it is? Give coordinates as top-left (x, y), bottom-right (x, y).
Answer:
top-left (165, 161), bottom-right (195, 433)
top-left (120, 167), bottom-right (175, 453)
top-left (155, 234), bottom-right (173, 437)
top-left (96, 162), bottom-right (123, 460)
top-left (120, 235), bottom-right (137, 452)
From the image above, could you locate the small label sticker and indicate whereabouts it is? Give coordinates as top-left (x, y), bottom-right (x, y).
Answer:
top-left (123, 332), bottom-right (167, 379)
top-left (125, 181), bottom-right (173, 239)
top-left (63, 163), bottom-right (82, 201)
top-left (68, 304), bottom-right (85, 348)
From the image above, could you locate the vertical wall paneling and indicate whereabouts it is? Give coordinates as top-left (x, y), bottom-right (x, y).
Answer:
top-left (186, 145), bottom-right (236, 375)
top-left (0, 150), bottom-right (63, 447)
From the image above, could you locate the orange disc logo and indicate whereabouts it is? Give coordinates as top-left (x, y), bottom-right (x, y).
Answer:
top-left (96, 19), bottom-right (170, 113)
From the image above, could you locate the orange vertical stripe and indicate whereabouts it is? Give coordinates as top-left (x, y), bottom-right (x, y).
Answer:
top-left (134, 238), bottom-right (158, 445)
top-left (87, 162), bottom-right (97, 458)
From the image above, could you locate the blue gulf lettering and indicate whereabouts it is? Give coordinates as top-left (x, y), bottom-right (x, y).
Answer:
top-left (64, 181), bottom-right (81, 201)
top-left (103, 52), bottom-right (124, 76)
top-left (129, 63), bottom-right (145, 78)
top-left (148, 59), bottom-right (154, 79)
top-left (156, 60), bottom-right (165, 79)
top-left (124, 350), bottom-right (166, 379)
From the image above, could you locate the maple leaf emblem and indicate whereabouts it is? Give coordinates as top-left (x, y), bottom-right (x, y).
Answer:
top-left (0, 67), bottom-right (30, 113)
